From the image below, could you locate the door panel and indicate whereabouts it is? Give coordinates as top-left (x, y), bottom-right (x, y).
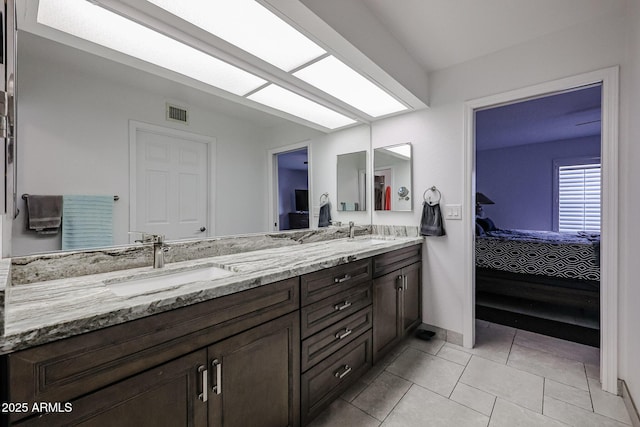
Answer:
top-left (208, 312), bottom-right (300, 427)
top-left (135, 128), bottom-right (208, 239)
top-left (402, 263), bottom-right (421, 332)
top-left (372, 272), bottom-right (401, 360)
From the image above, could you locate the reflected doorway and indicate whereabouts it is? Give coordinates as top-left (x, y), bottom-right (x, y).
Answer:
top-left (275, 148), bottom-right (309, 231)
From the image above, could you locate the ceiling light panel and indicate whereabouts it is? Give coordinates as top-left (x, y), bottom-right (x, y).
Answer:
top-left (37, 0), bottom-right (266, 96)
top-left (294, 56), bottom-right (408, 117)
top-left (247, 84), bottom-right (356, 130)
top-left (147, 0), bottom-right (326, 72)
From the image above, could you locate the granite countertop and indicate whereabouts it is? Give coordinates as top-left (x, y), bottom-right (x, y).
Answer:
top-left (0, 235), bottom-right (423, 354)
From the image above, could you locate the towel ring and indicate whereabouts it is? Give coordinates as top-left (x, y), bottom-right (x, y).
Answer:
top-left (423, 186), bottom-right (441, 206)
top-left (319, 192), bottom-right (329, 204)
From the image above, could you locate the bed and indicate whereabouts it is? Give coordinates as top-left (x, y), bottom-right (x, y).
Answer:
top-left (475, 225), bottom-right (601, 346)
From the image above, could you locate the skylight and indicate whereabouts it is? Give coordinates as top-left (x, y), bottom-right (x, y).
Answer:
top-left (37, 0), bottom-right (267, 96)
top-left (294, 56), bottom-right (408, 117)
top-left (247, 84), bottom-right (356, 130)
top-left (147, 0), bottom-right (326, 72)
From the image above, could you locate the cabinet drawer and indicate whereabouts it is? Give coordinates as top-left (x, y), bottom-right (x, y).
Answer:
top-left (301, 259), bottom-right (371, 306)
top-left (7, 277), bottom-right (299, 420)
top-left (301, 331), bottom-right (372, 425)
top-left (372, 244), bottom-right (422, 278)
top-left (300, 282), bottom-right (372, 339)
top-left (301, 306), bottom-right (372, 372)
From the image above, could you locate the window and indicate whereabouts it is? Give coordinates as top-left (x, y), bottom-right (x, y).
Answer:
top-left (554, 158), bottom-right (601, 233)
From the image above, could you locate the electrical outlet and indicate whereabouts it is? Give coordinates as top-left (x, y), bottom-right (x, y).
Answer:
top-left (445, 204), bottom-right (462, 220)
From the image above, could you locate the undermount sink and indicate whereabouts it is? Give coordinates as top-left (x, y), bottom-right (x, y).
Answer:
top-left (107, 265), bottom-right (234, 297)
top-left (365, 239), bottom-right (390, 245)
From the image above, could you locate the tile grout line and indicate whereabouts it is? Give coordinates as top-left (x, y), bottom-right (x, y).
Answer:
top-left (377, 382), bottom-right (415, 425)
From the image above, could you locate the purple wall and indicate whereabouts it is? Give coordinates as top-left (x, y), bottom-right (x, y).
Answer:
top-left (476, 136), bottom-right (600, 231)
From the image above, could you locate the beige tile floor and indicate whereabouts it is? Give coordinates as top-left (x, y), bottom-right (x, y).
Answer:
top-left (309, 320), bottom-right (632, 427)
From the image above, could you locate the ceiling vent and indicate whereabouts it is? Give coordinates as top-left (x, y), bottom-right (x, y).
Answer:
top-left (166, 103), bottom-right (189, 124)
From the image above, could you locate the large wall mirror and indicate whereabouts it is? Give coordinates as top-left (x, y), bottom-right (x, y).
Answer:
top-left (336, 151), bottom-right (367, 212)
top-left (12, 3), bottom-right (371, 256)
top-left (373, 143), bottom-right (413, 212)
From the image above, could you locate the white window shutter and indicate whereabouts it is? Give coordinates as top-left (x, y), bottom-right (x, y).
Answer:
top-left (558, 163), bottom-right (601, 232)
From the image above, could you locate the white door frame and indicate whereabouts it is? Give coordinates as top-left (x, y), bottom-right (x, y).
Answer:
top-left (129, 120), bottom-right (217, 240)
top-left (267, 141), bottom-right (312, 231)
top-left (463, 66), bottom-right (619, 393)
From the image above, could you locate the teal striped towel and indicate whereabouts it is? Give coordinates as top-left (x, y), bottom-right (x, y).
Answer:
top-left (62, 195), bottom-right (114, 251)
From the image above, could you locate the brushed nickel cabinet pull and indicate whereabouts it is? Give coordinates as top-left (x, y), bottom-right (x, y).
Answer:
top-left (211, 359), bottom-right (222, 395)
top-left (334, 274), bottom-right (352, 284)
top-left (198, 365), bottom-right (208, 402)
top-left (334, 365), bottom-right (352, 379)
top-left (404, 275), bottom-right (408, 291)
top-left (334, 301), bottom-right (352, 311)
top-left (335, 328), bottom-right (353, 340)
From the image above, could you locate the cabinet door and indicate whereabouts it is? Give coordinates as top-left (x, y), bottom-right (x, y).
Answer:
top-left (402, 262), bottom-right (422, 333)
top-left (372, 271), bottom-right (402, 362)
top-left (15, 350), bottom-right (208, 427)
top-left (207, 312), bottom-right (300, 427)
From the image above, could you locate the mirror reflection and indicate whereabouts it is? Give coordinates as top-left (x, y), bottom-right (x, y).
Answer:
top-left (336, 151), bottom-right (367, 212)
top-left (373, 143), bottom-right (413, 212)
top-left (13, 26), bottom-right (370, 256)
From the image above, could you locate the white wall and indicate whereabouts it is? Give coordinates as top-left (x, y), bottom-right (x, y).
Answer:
top-left (618, 0), bottom-right (640, 404)
top-left (14, 35), bottom-right (275, 255)
top-left (371, 9), bottom-right (628, 335)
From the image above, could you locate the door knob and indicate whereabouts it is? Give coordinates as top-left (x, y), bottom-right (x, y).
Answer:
top-left (199, 226), bottom-right (207, 232)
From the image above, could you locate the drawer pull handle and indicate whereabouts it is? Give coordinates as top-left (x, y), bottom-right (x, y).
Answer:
top-left (335, 328), bottom-right (353, 340)
top-left (334, 301), bottom-right (352, 311)
top-left (334, 274), bottom-right (352, 284)
top-left (334, 365), bottom-right (352, 379)
top-left (211, 359), bottom-right (222, 395)
top-left (198, 365), bottom-right (208, 402)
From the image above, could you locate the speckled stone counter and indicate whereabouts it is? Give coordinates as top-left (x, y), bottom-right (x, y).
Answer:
top-left (0, 235), bottom-right (422, 354)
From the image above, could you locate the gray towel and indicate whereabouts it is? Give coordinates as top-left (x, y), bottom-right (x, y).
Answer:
top-left (26, 195), bottom-right (63, 234)
top-left (318, 203), bottom-right (331, 227)
top-left (420, 202), bottom-right (446, 236)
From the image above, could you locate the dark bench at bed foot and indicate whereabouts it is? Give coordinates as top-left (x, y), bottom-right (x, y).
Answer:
top-left (476, 293), bottom-right (600, 347)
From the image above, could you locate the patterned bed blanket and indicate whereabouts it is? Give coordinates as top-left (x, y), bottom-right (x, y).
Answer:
top-left (476, 229), bottom-right (600, 281)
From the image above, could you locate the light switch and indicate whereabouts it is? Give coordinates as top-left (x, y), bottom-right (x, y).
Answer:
top-left (445, 204), bottom-right (462, 220)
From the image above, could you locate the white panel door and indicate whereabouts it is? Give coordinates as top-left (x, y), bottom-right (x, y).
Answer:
top-left (135, 129), bottom-right (208, 240)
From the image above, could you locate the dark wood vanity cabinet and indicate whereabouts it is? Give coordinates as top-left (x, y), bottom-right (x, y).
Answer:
top-left (372, 246), bottom-right (422, 363)
top-left (3, 243), bottom-right (423, 427)
top-left (6, 278), bottom-right (300, 427)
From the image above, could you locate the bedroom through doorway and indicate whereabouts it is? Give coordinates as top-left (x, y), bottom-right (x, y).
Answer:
top-left (473, 84), bottom-right (602, 348)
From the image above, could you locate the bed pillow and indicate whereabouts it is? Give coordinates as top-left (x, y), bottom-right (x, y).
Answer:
top-left (476, 217), bottom-right (496, 232)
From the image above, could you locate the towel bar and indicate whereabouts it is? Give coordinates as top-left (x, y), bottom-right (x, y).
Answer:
top-left (22, 194), bottom-right (120, 201)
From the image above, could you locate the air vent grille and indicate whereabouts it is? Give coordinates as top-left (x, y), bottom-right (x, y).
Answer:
top-left (166, 103), bottom-right (189, 124)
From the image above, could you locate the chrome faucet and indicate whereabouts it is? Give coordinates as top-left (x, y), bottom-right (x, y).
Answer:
top-left (349, 221), bottom-right (356, 239)
top-left (131, 232), bottom-right (169, 268)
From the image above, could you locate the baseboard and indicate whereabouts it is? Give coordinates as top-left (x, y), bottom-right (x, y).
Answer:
top-left (620, 379), bottom-right (640, 427)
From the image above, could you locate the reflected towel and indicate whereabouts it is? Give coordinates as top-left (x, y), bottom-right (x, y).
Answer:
top-left (384, 186), bottom-right (391, 210)
top-left (420, 202), bottom-right (446, 237)
top-left (62, 195), bottom-right (114, 250)
top-left (318, 202), bottom-right (331, 227)
top-left (26, 195), bottom-right (63, 234)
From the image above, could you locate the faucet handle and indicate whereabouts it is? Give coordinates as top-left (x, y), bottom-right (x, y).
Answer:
top-left (129, 231), bottom-right (165, 244)
top-left (349, 221), bottom-right (355, 227)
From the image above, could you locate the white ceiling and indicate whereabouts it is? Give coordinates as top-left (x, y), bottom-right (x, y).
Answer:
top-left (360, 0), bottom-right (627, 72)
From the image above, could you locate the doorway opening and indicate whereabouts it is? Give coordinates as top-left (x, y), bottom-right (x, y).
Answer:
top-left (275, 147), bottom-right (309, 231)
top-left (463, 67), bottom-right (619, 393)
top-left (474, 84), bottom-right (602, 347)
